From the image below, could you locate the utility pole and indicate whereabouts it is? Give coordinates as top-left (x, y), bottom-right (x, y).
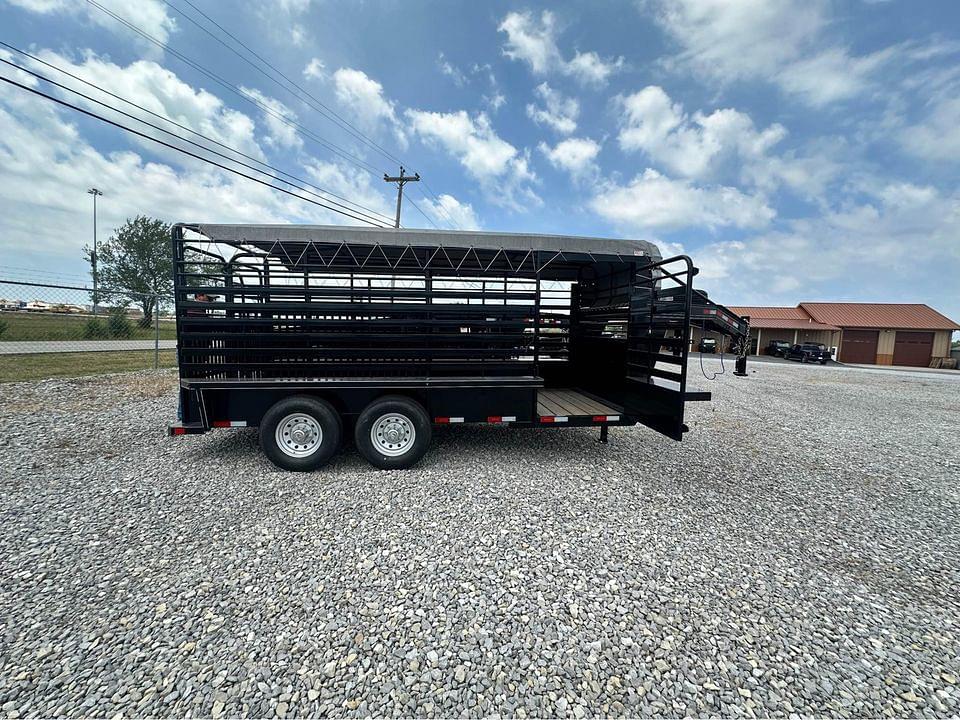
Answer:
top-left (383, 166), bottom-right (419, 228)
top-left (87, 187), bottom-right (104, 315)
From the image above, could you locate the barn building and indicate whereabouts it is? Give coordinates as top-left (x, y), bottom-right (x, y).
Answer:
top-left (694, 303), bottom-right (958, 367)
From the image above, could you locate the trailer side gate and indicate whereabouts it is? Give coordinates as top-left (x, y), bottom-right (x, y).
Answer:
top-left (168, 224), bottom-right (744, 470)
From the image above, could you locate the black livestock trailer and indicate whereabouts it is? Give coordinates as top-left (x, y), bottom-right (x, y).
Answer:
top-left (168, 224), bottom-right (748, 470)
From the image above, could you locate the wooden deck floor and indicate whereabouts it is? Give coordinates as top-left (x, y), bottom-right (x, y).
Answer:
top-left (537, 388), bottom-right (620, 417)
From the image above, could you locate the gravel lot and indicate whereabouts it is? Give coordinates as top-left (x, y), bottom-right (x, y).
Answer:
top-left (1, 361), bottom-right (959, 717)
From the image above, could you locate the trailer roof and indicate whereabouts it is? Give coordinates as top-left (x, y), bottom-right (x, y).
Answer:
top-left (189, 223), bottom-right (660, 260)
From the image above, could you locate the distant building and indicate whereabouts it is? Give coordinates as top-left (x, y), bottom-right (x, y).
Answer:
top-left (694, 303), bottom-right (959, 367)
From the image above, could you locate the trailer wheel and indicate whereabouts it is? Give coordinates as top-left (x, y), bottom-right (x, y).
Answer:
top-left (260, 396), bottom-right (341, 471)
top-left (355, 396), bottom-right (431, 470)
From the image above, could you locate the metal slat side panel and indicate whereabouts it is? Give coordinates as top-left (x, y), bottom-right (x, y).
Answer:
top-left (171, 233), bottom-right (646, 383)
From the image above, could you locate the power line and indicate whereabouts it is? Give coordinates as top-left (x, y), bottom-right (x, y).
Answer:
top-left (0, 52), bottom-right (394, 227)
top-left (405, 195), bottom-right (440, 230)
top-left (0, 267), bottom-right (90, 284)
top-left (85, 0), bottom-right (386, 178)
top-left (416, 181), bottom-right (462, 231)
top-left (159, 0), bottom-right (461, 232)
top-left (163, 0), bottom-right (407, 171)
top-left (0, 74), bottom-right (390, 226)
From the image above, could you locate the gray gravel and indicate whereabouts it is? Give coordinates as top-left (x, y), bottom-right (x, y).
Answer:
top-left (1, 361), bottom-right (958, 717)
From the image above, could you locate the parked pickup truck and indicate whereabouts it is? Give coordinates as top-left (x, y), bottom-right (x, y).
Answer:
top-left (785, 343), bottom-right (832, 364)
top-left (698, 337), bottom-right (718, 353)
top-left (766, 339), bottom-right (792, 357)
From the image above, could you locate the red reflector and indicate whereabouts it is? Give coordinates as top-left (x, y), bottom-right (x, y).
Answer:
top-left (593, 415), bottom-right (607, 422)
top-left (173, 427), bottom-right (186, 436)
top-left (487, 416), bottom-right (502, 423)
top-left (212, 421), bottom-right (230, 428)
top-left (540, 416), bottom-right (554, 423)
top-left (434, 417), bottom-right (450, 424)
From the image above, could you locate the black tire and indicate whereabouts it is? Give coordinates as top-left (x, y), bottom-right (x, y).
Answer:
top-left (355, 395), bottom-right (431, 470)
top-left (260, 396), bottom-right (341, 471)
top-left (820, 360), bottom-right (827, 365)
top-left (801, 355), bottom-right (808, 363)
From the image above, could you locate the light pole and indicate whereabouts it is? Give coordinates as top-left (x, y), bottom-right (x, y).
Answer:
top-left (88, 188), bottom-right (103, 314)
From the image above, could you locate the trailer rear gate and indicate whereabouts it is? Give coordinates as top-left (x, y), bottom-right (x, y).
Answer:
top-left (169, 224), bottom-right (744, 469)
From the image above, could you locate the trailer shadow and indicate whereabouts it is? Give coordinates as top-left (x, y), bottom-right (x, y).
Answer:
top-left (185, 423), bottom-right (612, 474)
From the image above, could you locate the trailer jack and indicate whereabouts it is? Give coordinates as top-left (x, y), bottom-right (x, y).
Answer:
top-left (734, 355), bottom-right (748, 377)
top-left (598, 425), bottom-right (609, 444)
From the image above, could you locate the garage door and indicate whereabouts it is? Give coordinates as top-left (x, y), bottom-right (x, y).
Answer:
top-left (892, 331), bottom-right (934, 367)
top-left (839, 329), bottom-right (878, 364)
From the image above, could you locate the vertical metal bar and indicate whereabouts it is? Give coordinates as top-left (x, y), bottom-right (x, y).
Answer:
top-left (154, 293), bottom-right (160, 369)
top-left (533, 274), bottom-right (541, 369)
top-left (171, 225), bottom-right (183, 379)
top-left (678, 257), bottom-right (693, 397)
top-left (647, 266), bottom-right (656, 380)
top-left (425, 266), bottom-right (432, 379)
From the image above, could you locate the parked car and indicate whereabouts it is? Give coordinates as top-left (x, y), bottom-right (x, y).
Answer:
top-left (698, 337), bottom-right (717, 353)
top-left (766, 340), bottom-right (792, 357)
top-left (786, 343), bottom-right (832, 364)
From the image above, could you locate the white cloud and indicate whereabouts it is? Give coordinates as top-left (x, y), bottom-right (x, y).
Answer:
top-left (616, 85), bottom-right (840, 199)
top-left (302, 159), bottom-right (394, 221)
top-left (590, 169), bottom-right (775, 231)
top-left (14, 0), bottom-right (178, 51)
top-left (405, 109), bottom-right (539, 210)
top-left (539, 137), bottom-right (600, 179)
top-left (775, 46), bottom-right (897, 107)
top-left (421, 193), bottom-right (481, 230)
top-left (526, 82), bottom-right (579, 135)
top-left (0, 78), bottom-right (371, 278)
top-left (617, 86), bottom-right (786, 178)
top-left (899, 96), bottom-right (960, 161)
top-left (693, 182), bottom-right (960, 321)
top-left (437, 53), bottom-right (467, 86)
top-left (289, 25), bottom-right (307, 47)
top-left (498, 10), bottom-right (624, 87)
top-left (498, 10), bottom-right (562, 75)
top-left (21, 50), bottom-right (265, 164)
top-left (7, 0), bottom-right (178, 44)
top-left (471, 63), bottom-right (507, 113)
top-left (485, 92), bottom-right (507, 112)
top-left (332, 68), bottom-right (404, 146)
top-left (649, 0), bottom-right (824, 83)
top-left (647, 0), bottom-right (899, 106)
top-left (240, 87), bottom-right (302, 151)
top-left (256, 0), bottom-right (312, 47)
top-left (565, 51), bottom-right (624, 87)
top-left (303, 58), bottom-right (326, 81)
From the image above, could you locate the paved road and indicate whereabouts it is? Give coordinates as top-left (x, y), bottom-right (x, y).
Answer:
top-left (0, 340), bottom-right (176, 355)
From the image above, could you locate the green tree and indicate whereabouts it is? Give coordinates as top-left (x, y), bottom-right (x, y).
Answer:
top-left (84, 215), bottom-right (171, 326)
top-left (107, 309), bottom-right (134, 338)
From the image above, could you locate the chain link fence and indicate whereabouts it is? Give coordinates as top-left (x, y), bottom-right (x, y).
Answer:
top-left (0, 279), bottom-right (176, 383)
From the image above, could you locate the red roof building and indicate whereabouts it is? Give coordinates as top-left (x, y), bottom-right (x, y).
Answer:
top-left (720, 303), bottom-right (959, 366)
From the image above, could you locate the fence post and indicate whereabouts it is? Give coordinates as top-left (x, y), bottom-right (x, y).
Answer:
top-left (154, 294), bottom-right (160, 370)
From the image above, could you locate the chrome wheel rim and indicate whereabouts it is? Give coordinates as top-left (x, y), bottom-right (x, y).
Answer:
top-left (371, 413), bottom-right (415, 457)
top-left (276, 413), bottom-right (323, 457)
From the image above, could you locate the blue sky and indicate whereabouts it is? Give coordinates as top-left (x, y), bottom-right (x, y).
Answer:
top-left (1, 0), bottom-right (958, 326)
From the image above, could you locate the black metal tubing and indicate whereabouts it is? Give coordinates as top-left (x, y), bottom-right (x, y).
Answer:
top-left (170, 229), bottom-right (708, 440)
top-left (622, 254), bottom-right (696, 440)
